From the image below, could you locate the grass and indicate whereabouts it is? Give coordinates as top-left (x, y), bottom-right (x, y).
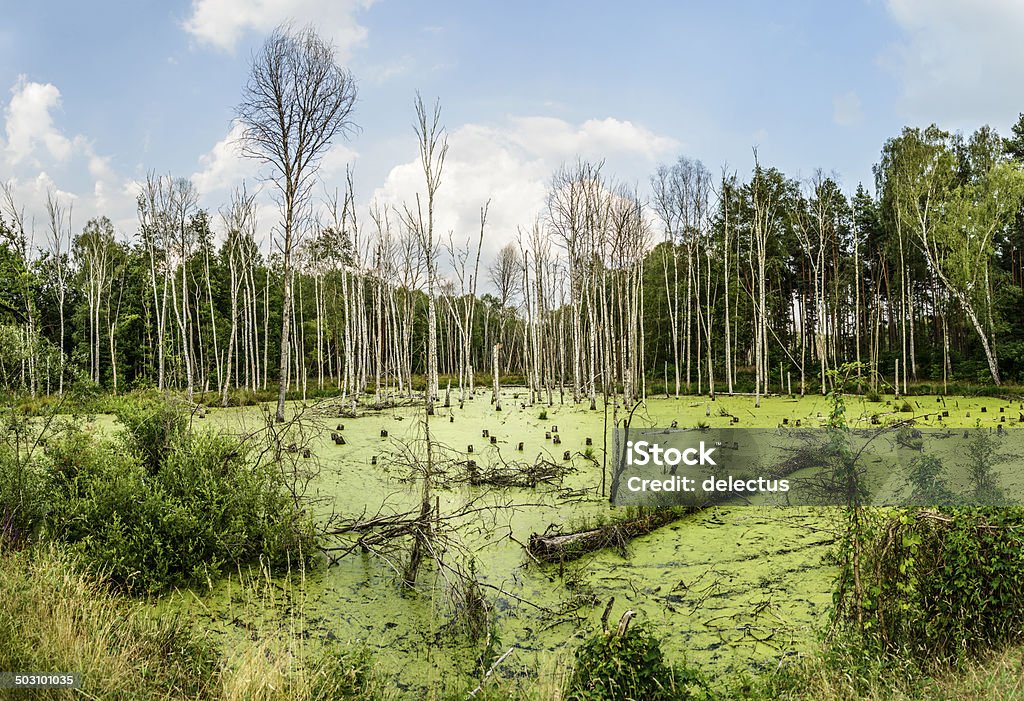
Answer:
top-left (728, 643), bottom-right (1024, 700)
top-left (0, 545), bottom-right (381, 701)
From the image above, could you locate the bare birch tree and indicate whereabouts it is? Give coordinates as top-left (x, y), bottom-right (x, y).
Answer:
top-left (237, 23), bottom-right (358, 421)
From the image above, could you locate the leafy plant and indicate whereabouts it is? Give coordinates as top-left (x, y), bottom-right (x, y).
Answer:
top-left (566, 623), bottom-right (706, 700)
top-left (839, 507), bottom-right (1024, 665)
top-left (115, 391), bottom-right (189, 473)
top-left (905, 454), bottom-right (955, 506)
top-left (42, 422), bottom-right (317, 592)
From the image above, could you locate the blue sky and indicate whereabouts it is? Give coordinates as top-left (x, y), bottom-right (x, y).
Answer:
top-left (2, 0), bottom-right (1023, 261)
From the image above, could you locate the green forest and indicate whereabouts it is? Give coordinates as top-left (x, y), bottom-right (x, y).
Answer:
top-left (2, 113), bottom-right (1024, 409)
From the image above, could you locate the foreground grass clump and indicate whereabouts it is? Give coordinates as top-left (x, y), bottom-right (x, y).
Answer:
top-left (0, 546), bottom-right (376, 701)
top-left (0, 546), bottom-right (217, 699)
top-left (729, 643), bottom-right (1024, 701)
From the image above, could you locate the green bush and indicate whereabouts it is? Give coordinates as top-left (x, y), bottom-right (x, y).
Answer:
top-left (0, 440), bottom-right (49, 547)
top-left (566, 623), bottom-right (705, 700)
top-left (839, 507), bottom-right (1024, 664)
top-left (115, 391), bottom-right (189, 473)
top-left (42, 424), bottom-right (317, 592)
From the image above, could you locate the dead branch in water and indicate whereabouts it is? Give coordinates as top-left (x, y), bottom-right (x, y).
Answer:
top-left (454, 454), bottom-right (575, 488)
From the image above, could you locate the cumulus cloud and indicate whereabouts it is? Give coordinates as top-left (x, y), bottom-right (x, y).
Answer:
top-left (0, 77), bottom-right (136, 244)
top-left (190, 121), bottom-right (255, 195)
top-left (189, 121), bottom-right (358, 248)
top-left (191, 120), bottom-right (358, 193)
top-left (370, 115), bottom-right (678, 266)
top-left (4, 76), bottom-right (73, 166)
top-left (883, 0), bottom-right (1024, 126)
top-left (183, 0), bottom-right (375, 55)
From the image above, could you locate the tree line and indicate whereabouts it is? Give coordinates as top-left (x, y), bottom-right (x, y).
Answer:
top-left (1, 29), bottom-right (1023, 408)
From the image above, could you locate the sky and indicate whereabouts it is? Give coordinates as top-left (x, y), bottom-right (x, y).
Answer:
top-left (3, 0), bottom-right (1024, 268)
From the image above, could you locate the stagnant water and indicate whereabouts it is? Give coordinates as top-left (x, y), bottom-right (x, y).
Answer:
top-left (135, 391), bottom-right (1019, 697)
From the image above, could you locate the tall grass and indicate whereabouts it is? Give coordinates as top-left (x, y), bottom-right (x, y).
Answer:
top-left (0, 546), bottom-right (381, 701)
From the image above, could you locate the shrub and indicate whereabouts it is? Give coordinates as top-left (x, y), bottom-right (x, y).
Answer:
top-left (566, 623), bottom-right (705, 700)
top-left (838, 507), bottom-right (1024, 665)
top-left (43, 425), bottom-right (317, 592)
top-left (153, 431), bottom-right (317, 579)
top-left (865, 389), bottom-right (882, 402)
top-left (0, 451), bottom-right (48, 548)
top-left (115, 392), bottom-right (189, 473)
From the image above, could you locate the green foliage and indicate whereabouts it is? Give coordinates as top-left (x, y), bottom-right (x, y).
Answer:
top-left (114, 391), bottom-right (189, 473)
top-left (898, 400), bottom-right (914, 413)
top-left (967, 429), bottom-right (1005, 505)
top-left (539, 409), bottom-right (548, 421)
top-left (837, 507), bottom-right (1024, 665)
top-left (36, 418), bottom-right (317, 592)
top-left (0, 419), bottom-right (50, 547)
top-left (566, 623), bottom-right (706, 701)
top-left (905, 455), bottom-right (954, 505)
top-left (864, 389), bottom-right (882, 402)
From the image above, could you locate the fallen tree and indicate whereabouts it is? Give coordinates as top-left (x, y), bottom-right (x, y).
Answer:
top-left (527, 507), bottom-right (693, 563)
top-left (530, 429), bottom-right (845, 563)
top-left (458, 456), bottom-right (574, 488)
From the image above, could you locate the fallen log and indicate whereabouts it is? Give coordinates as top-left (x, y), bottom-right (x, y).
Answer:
top-left (527, 507), bottom-right (693, 563)
top-left (529, 431), bottom-right (838, 563)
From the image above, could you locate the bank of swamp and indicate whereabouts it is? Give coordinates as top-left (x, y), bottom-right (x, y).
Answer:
top-left (3, 388), bottom-right (1024, 699)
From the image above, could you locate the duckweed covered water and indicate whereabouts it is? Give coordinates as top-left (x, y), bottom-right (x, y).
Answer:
top-left (145, 391), bottom-right (1022, 696)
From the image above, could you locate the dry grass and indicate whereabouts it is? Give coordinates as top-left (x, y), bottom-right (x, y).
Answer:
top-left (0, 545), bottom-right (217, 700)
top-left (747, 645), bottom-right (1024, 701)
top-left (0, 546), bottom-right (379, 701)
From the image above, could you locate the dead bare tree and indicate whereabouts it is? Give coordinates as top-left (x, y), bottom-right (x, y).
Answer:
top-left (402, 94), bottom-right (447, 415)
top-left (45, 191), bottom-right (72, 395)
top-left (489, 242), bottom-right (521, 308)
top-left (236, 23), bottom-right (358, 422)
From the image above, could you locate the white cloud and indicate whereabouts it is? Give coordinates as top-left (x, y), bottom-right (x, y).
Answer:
top-left (371, 115), bottom-right (678, 267)
top-left (832, 91), bottom-right (863, 128)
top-left (4, 76), bottom-right (73, 165)
top-left (190, 121), bottom-right (358, 248)
top-left (363, 55), bottom-right (415, 83)
top-left (191, 120), bottom-right (358, 194)
top-left (504, 117), bottom-right (678, 162)
top-left (0, 77), bottom-right (136, 245)
top-left (190, 121), bottom-right (255, 195)
top-left (183, 0), bottom-right (375, 55)
top-left (883, 0), bottom-right (1024, 126)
